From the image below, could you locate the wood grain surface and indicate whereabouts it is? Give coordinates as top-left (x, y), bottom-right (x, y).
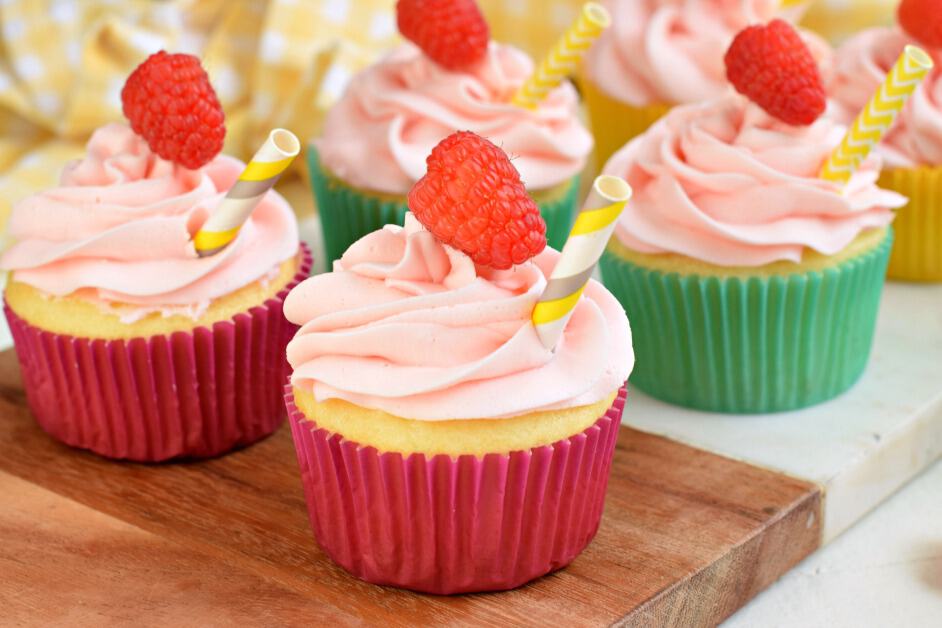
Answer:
top-left (0, 349), bottom-right (821, 627)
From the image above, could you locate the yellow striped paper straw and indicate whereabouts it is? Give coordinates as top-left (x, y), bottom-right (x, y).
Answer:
top-left (193, 129), bottom-right (300, 257)
top-left (821, 45), bottom-right (933, 184)
top-left (533, 175), bottom-right (632, 350)
top-left (511, 3), bottom-right (610, 109)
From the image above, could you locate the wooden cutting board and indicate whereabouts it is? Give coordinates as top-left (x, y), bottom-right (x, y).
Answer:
top-left (0, 349), bottom-right (820, 626)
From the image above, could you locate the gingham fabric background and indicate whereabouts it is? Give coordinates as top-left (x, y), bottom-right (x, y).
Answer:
top-left (0, 0), bottom-right (895, 233)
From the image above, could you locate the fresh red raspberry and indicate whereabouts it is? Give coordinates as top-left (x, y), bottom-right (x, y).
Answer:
top-left (899, 0), bottom-right (942, 49)
top-left (121, 51), bottom-right (225, 170)
top-left (396, 0), bottom-right (489, 71)
top-left (408, 131), bottom-right (546, 270)
top-left (724, 19), bottom-right (826, 126)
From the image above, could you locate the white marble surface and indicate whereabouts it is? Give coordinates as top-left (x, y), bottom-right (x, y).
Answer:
top-left (621, 282), bottom-right (942, 542)
top-left (725, 458), bottom-right (942, 627)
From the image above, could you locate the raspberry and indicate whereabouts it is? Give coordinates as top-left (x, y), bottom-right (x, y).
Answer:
top-left (724, 19), bottom-right (826, 126)
top-left (396, 0), bottom-right (489, 71)
top-left (408, 131), bottom-right (546, 270)
top-left (121, 51), bottom-right (225, 170)
top-left (899, 0), bottom-right (942, 49)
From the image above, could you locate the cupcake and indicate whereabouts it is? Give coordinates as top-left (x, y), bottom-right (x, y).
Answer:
top-left (582, 0), bottom-right (826, 167)
top-left (285, 132), bottom-right (632, 593)
top-left (829, 23), bottom-right (942, 281)
top-left (598, 22), bottom-right (906, 414)
top-left (0, 53), bottom-right (311, 461)
top-left (310, 0), bottom-right (592, 262)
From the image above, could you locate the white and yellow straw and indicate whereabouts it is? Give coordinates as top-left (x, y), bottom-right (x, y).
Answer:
top-left (512, 3), bottom-right (610, 109)
top-left (533, 176), bottom-right (632, 350)
top-left (193, 129), bottom-right (301, 257)
top-left (821, 45), bottom-right (933, 184)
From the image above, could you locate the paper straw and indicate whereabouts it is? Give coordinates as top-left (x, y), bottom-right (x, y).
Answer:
top-left (532, 175), bottom-right (632, 350)
top-left (511, 3), bottom-right (610, 109)
top-left (193, 129), bottom-right (301, 257)
top-left (820, 45), bottom-right (933, 184)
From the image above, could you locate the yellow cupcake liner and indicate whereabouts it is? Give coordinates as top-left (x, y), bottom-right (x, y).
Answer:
top-left (800, 1), bottom-right (896, 44)
top-left (880, 166), bottom-right (942, 282)
top-left (481, 0), bottom-right (583, 61)
top-left (581, 78), bottom-right (670, 170)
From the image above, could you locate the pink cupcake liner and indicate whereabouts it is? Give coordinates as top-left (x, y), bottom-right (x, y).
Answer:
top-left (286, 385), bottom-right (626, 594)
top-left (5, 245), bottom-right (312, 462)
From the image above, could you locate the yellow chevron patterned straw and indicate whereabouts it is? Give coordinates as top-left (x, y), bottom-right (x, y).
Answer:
top-left (511, 3), bottom-right (610, 109)
top-left (193, 129), bottom-right (301, 257)
top-left (533, 176), bottom-right (632, 350)
top-left (821, 45), bottom-right (933, 184)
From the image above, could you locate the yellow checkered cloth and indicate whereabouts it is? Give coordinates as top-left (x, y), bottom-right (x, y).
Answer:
top-left (0, 0), bottom-right (585, 233)
top-left (0, 0), bottom-right (396, 228)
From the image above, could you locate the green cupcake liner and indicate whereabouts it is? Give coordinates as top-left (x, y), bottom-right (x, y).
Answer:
top-left (599, 232), bottom-right (893, 414)
top-left (308, 148), bottom-right (409, 266)
top-left (540, 175), bottom-right (580, 251)
top-left (308, 147), bottom-right (579, 264)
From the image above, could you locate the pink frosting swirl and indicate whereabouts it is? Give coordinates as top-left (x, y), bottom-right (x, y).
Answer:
top-left (1, 123), bottom-right (299, 310)
top-left (284, 216), bottom-right (632, 420)
top-left (314, 42), bottom-right (592, 195)
top-left (603, 96), bottom-right (905, 266)
top-left (585, 0), bottom-right (827, 107)
top-left (829, 27), bottom-right (942, 168)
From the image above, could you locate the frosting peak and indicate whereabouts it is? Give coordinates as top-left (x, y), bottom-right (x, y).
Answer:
top-left (604, 96), bottom-right (906, 266)
top-left (1, 123), bottom-right (299, 312)
top-left (314, 42), bottom-right (592, 195)
top-left (284, 216), bottom-right (633, 420)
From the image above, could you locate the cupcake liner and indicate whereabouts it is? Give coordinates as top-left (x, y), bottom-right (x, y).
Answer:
top-left (485, 1), bottom-right (566, 62)
top-left (581, 77), bottom-right (670, 170)
top-left (286, 386), bottom-right (626, 594)
top-left (309, 147), bottom-right (580, 263)
top-left (599, 233), bottom-right (892, 413)
top-left (5, 245), bottom-right (312, 462)
top-left (540, 175), bottom-right (580, 251)
top-left (802, 1), bottom-right (897, 45)
top-left (308, 148), bottom-right (409, 267)
top-left (880, 167), bottom-right (942, 282)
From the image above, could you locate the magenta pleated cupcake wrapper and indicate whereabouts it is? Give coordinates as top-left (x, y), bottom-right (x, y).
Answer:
top-left (6, 245), bottom-right (312, 462)
top-left (286, 386), bottom-right (626, 594)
